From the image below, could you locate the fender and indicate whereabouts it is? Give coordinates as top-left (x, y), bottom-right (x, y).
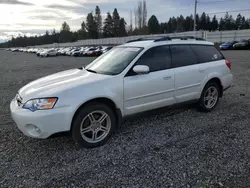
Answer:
top-left (199, 72), bottom-right (222, 97)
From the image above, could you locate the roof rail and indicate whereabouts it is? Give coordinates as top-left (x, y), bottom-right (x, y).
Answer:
top-left (170, 36), bottom-right (205, 41)
top-left (126, 36), bottom-right (206, 43)
top-left (126, 38), bottom-right (143, 43)
top-left (154, 36), bottom-right (172, 42)
top-left (126, 38), bottom-right (156, 43)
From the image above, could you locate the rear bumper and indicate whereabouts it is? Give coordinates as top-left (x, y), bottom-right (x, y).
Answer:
top-left (221, 73), bottom-right (233, 91)
top-left (223, 85), bottom-right (231, 92)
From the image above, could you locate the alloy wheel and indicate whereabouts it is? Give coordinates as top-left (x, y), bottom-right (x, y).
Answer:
top-left (204, 86), bottom-right (219, 109)
top-left (80, 110), bottom-right (111, 143)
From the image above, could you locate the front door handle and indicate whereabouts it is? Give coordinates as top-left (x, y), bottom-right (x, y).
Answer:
top-left (163, 76), bottom-right (172, 80)
top-left (199, 69), bottom-right (205, 73)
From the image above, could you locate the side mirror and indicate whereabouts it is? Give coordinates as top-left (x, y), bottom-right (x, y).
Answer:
top-left (133, 65), bottom-right (150, 75)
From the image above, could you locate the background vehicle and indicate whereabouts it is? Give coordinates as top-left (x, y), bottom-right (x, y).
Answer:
top-left (87, 47), bottom-right (103, 56)
top-left (11, 48), bottom-right (19, 52)
top-left (233, 39), bottom-right (250, 50)
top-left (72, 47), bottom-right (86, 57)
top-left (10, 36), bottom-right (233, 148)
top-left (65, 48), bottom-right (78, 56)
top-left (102, 46), bottom-right (113, 54)
top-left (40, 49), bottom-right (57, 57)
top-left (219, 41), bottom-right (238, 50)
top-left (86, 47), bottom-right (98, 56)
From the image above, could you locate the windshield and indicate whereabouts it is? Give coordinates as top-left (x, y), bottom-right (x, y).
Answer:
top-left (85, 47), bottom-right (143, 75)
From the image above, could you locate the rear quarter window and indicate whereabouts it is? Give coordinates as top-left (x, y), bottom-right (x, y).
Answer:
top-left (190, 45), bottom-right (224, 63)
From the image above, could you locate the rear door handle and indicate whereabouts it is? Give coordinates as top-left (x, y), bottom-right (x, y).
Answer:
top-left (163, 76), bottom-right (172, 80)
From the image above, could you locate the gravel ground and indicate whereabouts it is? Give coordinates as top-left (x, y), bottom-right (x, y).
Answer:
top-left (0, 50), bottom-right (250, 188)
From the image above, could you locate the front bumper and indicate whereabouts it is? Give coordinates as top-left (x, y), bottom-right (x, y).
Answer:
top-left (10, 99), bottom-right (73, 139)
top-left (220, 46), bottom-right (228, 50)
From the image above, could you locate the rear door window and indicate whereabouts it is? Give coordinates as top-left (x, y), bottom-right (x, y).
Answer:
top-left (190, 45), bottom-right (224, 63)
top-left (170, 45), bottom-right (198, 68)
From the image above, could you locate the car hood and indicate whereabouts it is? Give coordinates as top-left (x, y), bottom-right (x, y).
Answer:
top-left (18, 68), bottom-right (111, 101)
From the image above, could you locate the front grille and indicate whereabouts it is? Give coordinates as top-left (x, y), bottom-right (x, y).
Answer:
top-left (16, 94), bottom-right (23, 106)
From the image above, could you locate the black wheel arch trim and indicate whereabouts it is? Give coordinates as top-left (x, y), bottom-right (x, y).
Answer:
top-left (70, 97), bottom-right (123, 131)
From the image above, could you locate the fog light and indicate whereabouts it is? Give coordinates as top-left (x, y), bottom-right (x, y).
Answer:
top-left (35, 127), bottom-right (41, 134)
top-left (26, 124), bottom-right (41, 137)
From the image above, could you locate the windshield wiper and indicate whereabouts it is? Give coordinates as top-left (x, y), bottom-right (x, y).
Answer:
top-left (86, 69), bottom-right (97, 73)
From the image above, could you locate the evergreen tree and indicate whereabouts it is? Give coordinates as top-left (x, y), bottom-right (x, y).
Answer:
top-left (211, 15), bottom-right (218, 31)
top-left (183, 15), bottom-right (193, 31)
top-left (86, 13), bottom-right (98, 39)
top-left (219, 17), bottom-right (226, 31)
top-left (60, 22), bottom-right (71, 42)
top-left (112, 8), bottom-right (120, 37)
top-left (61, 21), bottom-right (70, 32)
top-left (95, 6), bottom-right (102, 38)
top-left (160, 22), bottom-right (168, 33)
top-left (119, 18), bottom-right (127, 36)
top-left (200, 12), bottom-right (206, 30)
top-left (206, 15), bottom-right (211, 31)
top-left (148, 15), bottom-right (160, 34)
top-left (241, 16), bottom-right (250, 29)
top-left (171, 17), bottom-right (177, 32)
top-left (167, 18), bottom-right (173, 33)
top-left (78, 21), bottom-right (87, 39)
top-left (103, 12), bottom-right (114, 37)
top-left (52, 29), bottom-right (56, 35)
top-left (224, 12), bottom-right (235, 30)
top-left (195, 14), bottom-right (200, 30)
top-left (236, 14), bottom-right (243, 29)
top-left (72, 32), bottom-right (79, 42)
top-left (177, 15), bottom-right (185, 32)
top-left (229, 15), bottom-right (236, 30)
top-left (243, 18), bottom-right (250, 29)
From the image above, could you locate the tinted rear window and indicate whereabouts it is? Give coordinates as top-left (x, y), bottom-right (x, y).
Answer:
top-left (170, 45), bottom-right (198, 68)
top-left (190, 45), bottom-right (224, 63)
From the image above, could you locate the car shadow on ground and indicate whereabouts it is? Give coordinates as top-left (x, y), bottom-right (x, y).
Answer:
top-left (35, 103), bottom-right (197, 149)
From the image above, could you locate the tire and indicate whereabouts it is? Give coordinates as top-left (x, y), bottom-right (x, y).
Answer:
top-left (72, 103), bottom-right (116, 148)
top-left (198, 82), bottom-right (220, 112)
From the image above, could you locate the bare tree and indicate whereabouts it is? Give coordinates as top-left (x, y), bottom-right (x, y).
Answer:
top-left (134, 8), bottom-right (138, 29)
top-left (137, 1), bottom-right (143, 29)
top-left (130, 10), bottom-right (133, 32)
top-left (142, 0), bottom-right (147, 27)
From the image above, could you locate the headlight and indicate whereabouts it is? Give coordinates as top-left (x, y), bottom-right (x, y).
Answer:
top-left (23, 98), bottom-right (58, 112)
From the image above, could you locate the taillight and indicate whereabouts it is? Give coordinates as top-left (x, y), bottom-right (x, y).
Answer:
top-left (225, 59), bottom-right (231, 69)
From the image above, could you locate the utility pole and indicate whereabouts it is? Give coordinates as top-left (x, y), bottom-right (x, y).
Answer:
top-left (194, 0), bottom-right (198, 31)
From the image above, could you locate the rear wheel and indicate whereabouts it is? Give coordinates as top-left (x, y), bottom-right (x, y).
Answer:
top-left (72, 103), bottom-right (116, 148)
top-left (198, 82), bottom-right (220, 112)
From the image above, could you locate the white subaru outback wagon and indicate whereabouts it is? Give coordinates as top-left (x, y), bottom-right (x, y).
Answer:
top-left (10, 37), bottom-right (233, 148)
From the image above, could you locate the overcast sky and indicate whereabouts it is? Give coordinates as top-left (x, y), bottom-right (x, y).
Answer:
top-left (0, 0), bottom-right (249, 42)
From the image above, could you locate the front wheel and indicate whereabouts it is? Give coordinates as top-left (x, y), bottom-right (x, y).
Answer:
top-left (72, 103), bottom-right (116, 148)
top-left (198, 82), bottom-right (220, 112)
